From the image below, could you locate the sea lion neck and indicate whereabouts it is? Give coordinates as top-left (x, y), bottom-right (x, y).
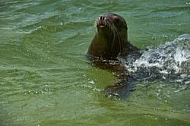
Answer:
top-left (87, 34), bottom-right (114, 60)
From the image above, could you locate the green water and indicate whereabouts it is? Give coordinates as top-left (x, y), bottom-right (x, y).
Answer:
top-left (0, 0), bottom-right (190, 125)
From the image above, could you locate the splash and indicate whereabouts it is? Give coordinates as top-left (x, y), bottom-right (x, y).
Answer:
top-left (124, 34), bottom-right (190, 84)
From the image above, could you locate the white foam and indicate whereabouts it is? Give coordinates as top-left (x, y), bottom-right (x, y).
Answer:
top-left (124, 34), bottom-right (190, 83)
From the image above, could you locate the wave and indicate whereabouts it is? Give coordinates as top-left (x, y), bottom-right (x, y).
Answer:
top-left (124, 34), bottom-right (190, 84)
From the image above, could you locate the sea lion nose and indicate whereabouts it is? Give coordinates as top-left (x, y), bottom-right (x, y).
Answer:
top-left (99, 16), bottom-right (105, 20)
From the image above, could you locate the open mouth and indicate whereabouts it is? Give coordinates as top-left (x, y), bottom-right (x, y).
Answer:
top-left (96, 19), bottom-right (107, 28)
top-left (97, 24), bottom-right (106, 28)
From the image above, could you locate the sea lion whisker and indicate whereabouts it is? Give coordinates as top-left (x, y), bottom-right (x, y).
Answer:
top-left (109, 23), bottom-right (122, 53)
top-left (112, 22), bottom-right (125, 53)
top-left (107, 22), bottom-right (116, 49)
top-left (94, 20), bottom-right (98, 27)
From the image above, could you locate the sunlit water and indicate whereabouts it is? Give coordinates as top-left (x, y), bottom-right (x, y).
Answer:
top-left (0, 0), bottom-right (190, 126)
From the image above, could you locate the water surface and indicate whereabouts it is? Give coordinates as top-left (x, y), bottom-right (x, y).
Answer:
top-left (0, 0), bottom-right (190, 125)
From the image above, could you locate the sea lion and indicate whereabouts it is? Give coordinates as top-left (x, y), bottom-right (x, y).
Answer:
top-left (87, 13), bottom-right (139, 63)
top-left (86, 13), bottom-right (140, 98)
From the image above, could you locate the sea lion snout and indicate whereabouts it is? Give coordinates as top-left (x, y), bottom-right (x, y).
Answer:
top-left (97, 14), bottom-right (113, 23)
top-left (96, 15), bottom-right (108, 28)
top-left (99, 15), bottom-right (105, 20)
top-left (96, 14), bottom-right (116, 29)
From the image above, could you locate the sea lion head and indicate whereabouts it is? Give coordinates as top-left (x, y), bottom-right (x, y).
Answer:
top-left (87, 13), bottom-right (128, 60)
top-left (96, 13), bottom-right (128, 40)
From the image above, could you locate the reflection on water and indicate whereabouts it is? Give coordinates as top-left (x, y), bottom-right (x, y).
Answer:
top-left (0, 0), bottom-right (190, 125)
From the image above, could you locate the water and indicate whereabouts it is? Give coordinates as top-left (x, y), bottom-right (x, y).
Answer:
top-left (124, 34), bottom-right (190, 82)
top-left (0, 0), bottom-right (190, 125)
